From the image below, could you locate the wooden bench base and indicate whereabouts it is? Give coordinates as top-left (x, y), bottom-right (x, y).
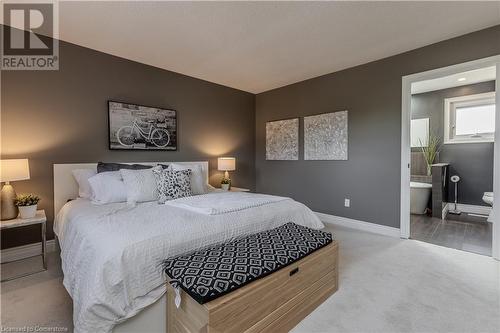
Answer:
top-left (167, 240), bottom-right (338, 333)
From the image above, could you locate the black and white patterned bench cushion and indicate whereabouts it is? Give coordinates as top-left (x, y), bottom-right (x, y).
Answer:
top-left (163, 222), bottom-right (333, 304)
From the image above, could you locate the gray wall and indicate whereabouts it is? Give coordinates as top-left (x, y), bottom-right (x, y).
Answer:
top-left (255, 25), bottom-right (500, 228)
top-left (2, 25), bottom-right (499, 247)
top-left (411, 81), bottom-right (495, 206)
top-left (1, 39), bottom-right (255, 249)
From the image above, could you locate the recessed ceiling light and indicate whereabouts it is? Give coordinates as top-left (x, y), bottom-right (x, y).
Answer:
top-left (457, 77), bottom-right (466, 82)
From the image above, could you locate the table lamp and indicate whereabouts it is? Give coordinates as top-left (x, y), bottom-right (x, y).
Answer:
top-left (1, 159), bottom-right (30, 220)
top-left (218, 157), bottom-right (236, 181)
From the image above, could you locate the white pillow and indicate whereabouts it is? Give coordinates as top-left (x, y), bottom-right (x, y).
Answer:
top-left (169, 163), bottom-right (208, 195)
top-left (72, 169), bottom-right (97, 199)
top-left (120, 168), bottom-right (158, 204)
top-left (88, 171), bottom-right (127, 204)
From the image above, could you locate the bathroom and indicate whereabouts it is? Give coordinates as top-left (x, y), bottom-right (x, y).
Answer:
top-left (409, 66), bottom-right (495, 256)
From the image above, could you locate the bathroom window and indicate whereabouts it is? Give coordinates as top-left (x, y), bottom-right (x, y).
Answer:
top-left (444, 92), bottom-right (496, 144)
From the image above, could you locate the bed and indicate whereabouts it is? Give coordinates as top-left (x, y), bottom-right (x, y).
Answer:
top-left (53, 162), bottom-right (324, 333)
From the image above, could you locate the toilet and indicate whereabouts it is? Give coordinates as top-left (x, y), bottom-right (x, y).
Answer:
top-left (483, 192), bottom-right (494, 222)
top-left (410, 182), bottom-right (432, 214)
top-left (482, 192), bottom-right (493, 206)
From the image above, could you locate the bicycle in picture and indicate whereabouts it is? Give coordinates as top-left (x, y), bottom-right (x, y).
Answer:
top-left (116, 117), bottom-right (171, 148)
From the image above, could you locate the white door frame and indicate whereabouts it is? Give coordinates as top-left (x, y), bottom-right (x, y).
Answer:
top-left (400, 55), bottom-right (500, 260)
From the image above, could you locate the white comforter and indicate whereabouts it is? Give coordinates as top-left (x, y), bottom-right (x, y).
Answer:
top-left (54, 192), bottom-right (323, 333)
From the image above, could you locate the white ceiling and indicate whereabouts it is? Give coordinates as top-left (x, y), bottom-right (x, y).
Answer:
top-left (18, 1), bottom-right (500, 93)
top-left (411, 66), bottom-right (497, 94)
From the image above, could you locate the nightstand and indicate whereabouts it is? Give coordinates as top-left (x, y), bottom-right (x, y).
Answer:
top-left (1, 210), bottom-right (47, 282)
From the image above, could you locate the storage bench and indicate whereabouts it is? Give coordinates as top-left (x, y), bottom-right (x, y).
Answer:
top-left (164, 223), bottom-right (339, 332)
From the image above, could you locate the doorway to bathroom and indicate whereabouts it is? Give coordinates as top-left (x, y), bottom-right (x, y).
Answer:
top-left (400, 56), bottom-right (500, 259)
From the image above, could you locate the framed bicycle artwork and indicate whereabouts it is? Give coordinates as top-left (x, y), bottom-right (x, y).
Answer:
top-left (108, 101), bottom-right (177, 151)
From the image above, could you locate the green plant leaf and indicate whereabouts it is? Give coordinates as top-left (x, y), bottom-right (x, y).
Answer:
top-left (419, 131), bottom-right (441, 174)
top-left (14, 193), bottom-right (40, 207)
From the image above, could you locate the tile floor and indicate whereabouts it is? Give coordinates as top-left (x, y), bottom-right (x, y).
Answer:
top-left (410, 212), bottom-right (492, 256)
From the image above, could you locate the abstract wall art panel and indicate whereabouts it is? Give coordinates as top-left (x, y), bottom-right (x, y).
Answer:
top-left (304, 111), bottom-right (348, 160)
top-left (266, 118), bottom-right (299, 160)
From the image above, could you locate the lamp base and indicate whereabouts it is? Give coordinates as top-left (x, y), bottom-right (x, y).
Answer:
top-left (1, 184), bottom-right (18, 220)
top-left (223, 171), bottom-right (232, 190)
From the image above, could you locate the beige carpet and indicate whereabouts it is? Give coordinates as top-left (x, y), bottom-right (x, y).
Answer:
top-left (1, 225), bottom-right (499, 333)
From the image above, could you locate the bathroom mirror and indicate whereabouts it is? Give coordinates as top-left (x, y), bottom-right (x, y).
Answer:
top-left (411, 118), bottom-right (429, 148)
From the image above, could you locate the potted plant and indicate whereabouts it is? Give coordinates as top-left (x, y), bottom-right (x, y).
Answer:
top-left (14, 194), bottom-right (40, 219)
top-left (221, 177), bottom-right (231, 191)
top-left (419, 132), bottom-right (441, 176)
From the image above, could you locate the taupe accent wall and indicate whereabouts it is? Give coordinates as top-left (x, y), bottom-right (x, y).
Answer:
top-left (255, 25), bottom-right (500, 228)
top-left (1, 38), bottom-right (255, 249)
top-left (411, 81), bottom-right (495, 206)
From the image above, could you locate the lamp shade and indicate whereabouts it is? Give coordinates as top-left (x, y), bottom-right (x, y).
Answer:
top-left (217, 157), bottom-right (236, 171)
top-left (1, 159), bottom-right (30, 182)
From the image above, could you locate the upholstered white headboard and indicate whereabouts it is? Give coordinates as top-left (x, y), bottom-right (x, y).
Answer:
top-left (53, 161), bottom-right (209, 215)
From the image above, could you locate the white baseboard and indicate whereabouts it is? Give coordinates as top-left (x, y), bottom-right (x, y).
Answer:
top-left (315, 212), bottom-right (401, 238)
top-left (1, 239), bottom-right (57, 263)
top-left (445, 203), bottom-right (492, 216)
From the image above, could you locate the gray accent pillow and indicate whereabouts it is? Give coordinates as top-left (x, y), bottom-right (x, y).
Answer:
top-left (97, 162), bottom-right (153, 173)
top-left (152, 166), bottom-right (192, 203)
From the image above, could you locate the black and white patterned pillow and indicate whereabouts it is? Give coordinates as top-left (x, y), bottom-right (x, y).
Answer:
top-left (153, 166), bottom-right (193, 203)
